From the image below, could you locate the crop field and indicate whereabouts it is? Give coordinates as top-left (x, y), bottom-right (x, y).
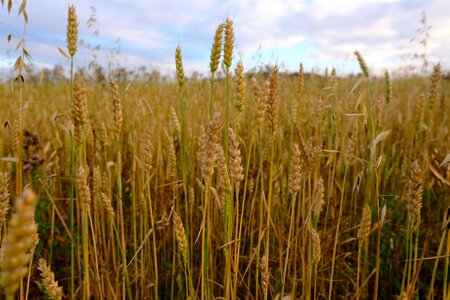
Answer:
top-left (0, 2), bottom-right (449, 300)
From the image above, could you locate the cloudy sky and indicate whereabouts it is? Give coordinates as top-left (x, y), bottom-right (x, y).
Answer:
top-left (0, 0), bottom-right (448, 76)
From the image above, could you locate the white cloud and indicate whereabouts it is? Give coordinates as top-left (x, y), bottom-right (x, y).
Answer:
top-left (0, 0), bottom-right (448, 76)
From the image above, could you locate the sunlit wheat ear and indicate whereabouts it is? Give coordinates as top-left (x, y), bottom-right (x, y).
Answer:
top-left (354, 50), bottom-right (369, 78)
top-left (67, 5), bottom-right (78, 57)
top-left (234, 60), bottom-right (246, 114)
top-left (311, 226), bottom-right (321, 267)
top-left (428, 63), bottom-right (441, 111)
top-left (357, 203), bottom-right (372, 242)
top-left (384, 70), bottom-right (392, 105)
top-left (38, 258), bottom-right (64, 300)
top-left (216, 146), bottom-right (230, 205)
top-left (251, 77), bottom-right (266, 129)
top-left (198, 125), bottom-right (207, 166)
top-left (266, 65), bottom-right (279, 132)
top-left (73, 73), bottom-right (87, 145)
top-left (209, 23), bottom-right (224, 74)
top-left (77, 166), bottom-right (91, 206)
top-left (223, 18), bottom-right (234, 72)
top-left (109, 80), bottom-right (122, 136)
top-left (101, 192), bottom-right (115, 220)
top-left (228, 127), bottom-right (244, 186)
top-left (300, 137), bottom-right (322, 175)
top-left (407, 160), bottom-right (423, 230)
top-left (167, 137), bottom-right (177, 179)
top-left (200, 112), bottom-right (221, 183)
top-left (0, 172), bottom-right (11, 225)
top-left (30, 232), bottom-right (39, 254)
top-left (175, 46), bottom-right (185, 88)
top-left (0, 189), bottom-right (37, 296)
top-left (170, 107), bottom-right (181, 136)
top-left (101, 122), bottom-right (108, 146)
top-left (143, 129), bottom-right (153, 174)
top-left (188, 186), bottom-right (195, 207)
top-left (288, 143), bottom-right (301, 196)
top-left (173, 210), bottom-right (188, 265)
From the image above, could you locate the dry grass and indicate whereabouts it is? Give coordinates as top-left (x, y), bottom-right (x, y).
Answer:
top-left (0, 4), bottom-right (449, 300)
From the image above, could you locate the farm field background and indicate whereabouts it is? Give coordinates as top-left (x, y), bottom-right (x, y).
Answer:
top-left (0, 1), bottom-right (449, 299)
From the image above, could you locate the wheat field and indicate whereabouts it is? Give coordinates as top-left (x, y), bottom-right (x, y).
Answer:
top-left (0, 2), bottom-right (449, 300)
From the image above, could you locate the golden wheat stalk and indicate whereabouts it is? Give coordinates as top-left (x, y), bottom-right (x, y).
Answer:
top-left (143, 129), bottom-right (153, 174)
top-left (407, 160), bottom-right (423, 230)
top-left (175, 46), bottom-right (185, 88)
top-left (37, 258), bottom-right (64, 300)
top-left (109, 80), bottom-right (123, 137)
top-left (67, 5), bottom-right (78, 57)
top-left (234, 60), bottom-right (246, 114)
top-left (173, 210), bottom-right (188, 265)
top-left (354, 50), bottom-right (369, 78)
top-left (210, 23), bottom-right (224, 74)
top-left (223, 18), bottom-right (234, 72)
top-left (266, 66), bottom-right (279, 132)
top-left (357, 203), bottom-right (372, 242)
top-left (0, 172), bottom-right (11, 225)
top-left (73, 73), bottom-right (87, 145)
top-left (200, 112), bottom-right (221, 182)
top-left (228, 127), bottom-right (244, 185)
top-left (0, 189), bottom-right (37, 296)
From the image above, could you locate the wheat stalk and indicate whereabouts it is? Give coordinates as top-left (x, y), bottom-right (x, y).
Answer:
top-left (67, 5), bottom-right (78, 57)
top-left (0, 189), bottom-right (37, 298)
top-left (37, 258), bottom-right (64, 300)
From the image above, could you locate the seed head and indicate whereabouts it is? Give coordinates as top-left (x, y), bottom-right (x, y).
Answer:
top-left (407, 160), bottom-right (423, 230)
top-left (67, 5), bottom-right (78, 57)
top-left (38, 258), bottom-right (64, 300)
top-left (210, 23), bottom-right (224, 74)
top-left (357, 203), bottom-right (372, 241)
top-left (223, 18), bottom-right (234, 72)
top-left (354, 50), bottom-right (369, 78)
top-left (175, 46), bottom-right (185, 88)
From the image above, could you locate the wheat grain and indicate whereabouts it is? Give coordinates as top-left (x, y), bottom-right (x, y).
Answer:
top-left (223, 18), bottom-right (234, 72)
top-left (428, 63), bottom-right (441, 112)
top-left (0, 172), bottom-right (11, 225)
top-left (73, 73), bottom-right (87, 144)
top-left (228, 127), bottom-right (244, 185)
top-left (210, 23), bottom-right (224, 74)
top-left (357, 204), bottom-right (372, 241)
top-left (67, 5), bottom-right (78, 57)
top-left (0, 189), bottom-right (37, 296)
top-left (234, 60), bottom-right (246, 114)
top-left (143, 129), bottom-right (153, 174)
top-left (37, 258), bottom-right (64, 300)
top-left (109, 80), bottom-right (123, 136)
top-left (354, 51), bottom-right (369, 78)
top-left (175, 46), bottom-right (185, 88)
top-left (77, 166), bottom-right (91, 206)
top-left (266, 66), bottom-right (279, 132)
top-left (173, 210), bottom-right (188, 265)
top-left (407, 160), bottom-right (423, 230)
top-left (288, 143), bottom-right (302, 196)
